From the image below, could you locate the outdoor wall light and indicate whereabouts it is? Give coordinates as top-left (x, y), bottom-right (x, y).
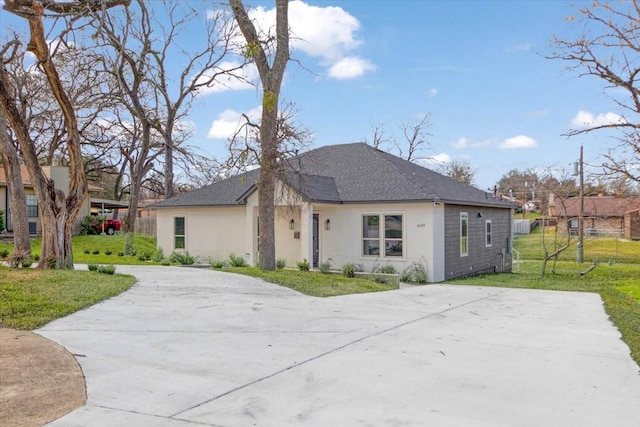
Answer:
top-left (433, 197), bottom-right (440, 206)
top-left (477, 212), bottom-right (483, 218)
top-left (325, 219), bottom-right (331, 230)
top-left (289, 219), bottom-right (295, 230)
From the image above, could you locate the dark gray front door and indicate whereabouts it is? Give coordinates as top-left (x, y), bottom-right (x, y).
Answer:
top-left (313, 214), bottom-right (319, 268)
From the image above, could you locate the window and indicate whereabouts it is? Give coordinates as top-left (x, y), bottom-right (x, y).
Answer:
top-left (362, 215), bottom-right (380, 256)
top-left (362, 214), bottom-right (403, 257)
top-left (460, 212), bottom-right (468, 256)
top-left (26, 194), bottom-right (38, 218)
top-left (174, 217), bottom-right (185, 249)
top-left (485, 220), bottom-right (492, 247)
top-left (384, 215), bottom-right (403, 257)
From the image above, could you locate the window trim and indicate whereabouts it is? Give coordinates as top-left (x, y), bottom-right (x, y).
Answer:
top-left (26, 194), bottom-right (38, 218)
top-left (460, 212), bottom-right (468, 257)
top-left (485, 219), bottom-right (492, 248)
top-left (361, 212), bottom-right (404, 259)
top-left (174, 216), bottom-right (186, 250)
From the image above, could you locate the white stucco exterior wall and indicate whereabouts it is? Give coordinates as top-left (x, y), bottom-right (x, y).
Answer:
top-left (156, 206), bottom-right (246, 260)
top-left (313, 202), bottom-right (442, 281)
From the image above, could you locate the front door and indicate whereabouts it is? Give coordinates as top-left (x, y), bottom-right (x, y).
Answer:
top-left (312, 214), bottom-right (319, 268)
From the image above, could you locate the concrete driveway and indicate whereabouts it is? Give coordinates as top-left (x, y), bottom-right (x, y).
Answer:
top-left (40, 266), bottom-right (640, 427)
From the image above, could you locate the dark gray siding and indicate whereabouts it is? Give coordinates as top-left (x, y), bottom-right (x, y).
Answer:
top-left (444, 205), bottom-right (512, 280)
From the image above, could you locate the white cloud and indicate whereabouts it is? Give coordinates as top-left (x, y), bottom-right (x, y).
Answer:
top-left (195, 62), bottom-right (258, 96)
top-left (232, 1), bottom-right (374, 80)
top-left (429, 88), bottom-right (438, 97)
top-left (499, 135), bottom-right (538, 149)
top-left (451, 137), bottom-right (494, 149)
top-left (328, 56), bottom-right (376, 79)
top-left (571, 110), bottom-right (626, 129)
top-left (507, 43), bottom-right (532, 52)
top-left (207, 107), bottom-right (262, 140)
top-left (420, 152), bottom-right (452, 168)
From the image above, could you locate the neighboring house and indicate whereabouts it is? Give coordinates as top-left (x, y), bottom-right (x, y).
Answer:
top-left (152, 143), bottom-right (516, 282)
top-left (0, 165), bottom-right (101, 235)
top-left (552, 196), bottom-right (640, 238)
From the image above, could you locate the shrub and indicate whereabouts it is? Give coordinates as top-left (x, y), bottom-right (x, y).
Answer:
top-left (137, 252), bottom-right (151, 261)
top-left (80, 215), bottom-right (103, 235)
top-left (152, 248), bottom-right (164, 262)
top-left (88, 263), bottom-right (99, 272)
top-left (45, 257), bottom-right (57, 269)
top-left (0, 249), bottom-right (10, 258)
top-left (211, 259), bottom-right (226, 269)
top-left (379, 264), bottom-right (397, 274)
top-left (276, 258), bottom-right (286, 269)
top-left (228, 253), bottom-right (247, 267)
top-left (105, 249), bottom-right (113, 256)
top-left (169, 251), bottom-right (195, 265)
top-left (98, 264), bottom-right (116, 275)
top-left (160, 260), bottom-right (171, 266)
top-left (401, 261), bottom-right (429, 284)
top-left (33, 254), bottom-right (40, 261)
top-left (117, 252), bottom-right (124, 257)
top-left (0, 210), bottom-right (4, 231)
top-left (83, 249), bottom-right (91, 254)
top-left (21, 258), bottom-right (33, 268)
top-left (297, 258), bottom-right (310, 271)
top-left (92, 249), bottom-right (100, 255)
top-left (8, 250), bottom-right (30, 268)
top-left (342, 262), bottom-right (355, 278)
top-left (318, 260), bottom-right (332, 274)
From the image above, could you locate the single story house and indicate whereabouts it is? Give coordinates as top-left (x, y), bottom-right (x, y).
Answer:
top-left (0, 164), bottom-right (103, 235)
top-left (152, 143), bottom-right (516, 282)
top-left (551, 196), bottom-right (640, 238)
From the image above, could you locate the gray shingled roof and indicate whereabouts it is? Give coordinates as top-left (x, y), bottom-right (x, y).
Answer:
top-left (152, 143), bottom-right (514, 209)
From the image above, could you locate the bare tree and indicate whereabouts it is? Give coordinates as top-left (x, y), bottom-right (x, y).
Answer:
top-left (549, 0), bottom-right (640, 185)
top-left (230, 0), bottom-right (290, 270)
top-left (439, 160), bottom-right (477, 186)
top-left (0, 0), bottom-right (129, 268)
top-left (364, 122), bottom-right (390, 150)
top-left (396, 113), bottom-right (432, 162)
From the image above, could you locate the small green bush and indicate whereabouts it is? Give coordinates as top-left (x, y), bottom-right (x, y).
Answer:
top-left (21, 258), bottom-right (33, 268)
top-left (211, 259), bottom-right (226, 269)
top-left (0, 210), bottom-right (4, 231)
top-left (137, 252), bottom-right (151, 261)
top-left (105, 249), bottom-right (113, 256)
top-left (401, 261), bottom-right (428, 284)
top-left (276, 258), bottom-right (286, 269)
top-left (92, 249), bottom-right (100, 255)
top-left (318, 260), bottom-right (332, 274)
top-left (297, 258), bottom-right (310, 271)
top-left (117, 252), bottom-right (125, 257)
top-left (169, 251), bottom-right (195, 265)
top-left (33, 254), bottom-right (40, 261)
top-left (8, 250), bottom-right (30, 268)
top-left (45, 257), bottom-right (57, 269)
top-left (0, 249), bottom-right (10, 258)
top-left (88, 263), bottom-right (99, 272)
top-left (228, 253), bottom-right (247, 267)
top-left (342, 262), bottom-right (355, 277)
top-left (379, 264), bottom-right (397, 274)
top-left (160, 260), bottom-right (171, 266)
top-left (152, 248), bottom-right (164, 262)
top-left (83, 249), bottom-right (91, 254)
top-left (98, 264), bottom-right (116, 275)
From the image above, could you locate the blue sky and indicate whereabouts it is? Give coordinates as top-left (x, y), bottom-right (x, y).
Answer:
top-left (1, 1), bottom-right (624, 191)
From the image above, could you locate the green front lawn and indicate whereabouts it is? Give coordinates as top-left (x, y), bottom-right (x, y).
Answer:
top-left (0, 266), bottom-right (136, 329)
top-left (0, 234), bottom-right (160, 265)
top-left (222, 267), bottom-right (396, 297)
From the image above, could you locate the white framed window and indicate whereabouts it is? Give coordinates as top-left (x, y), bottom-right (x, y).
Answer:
top-left (485, 220), bottom-right (492, 247)
top-left (460, 212), bottom-right (468, 256)
top-left (174, 217), bottom-right (185, 249)
top-left (362, 213), bottom-right (403, 258)
top-left (26, 194), bottom-right (38, 218)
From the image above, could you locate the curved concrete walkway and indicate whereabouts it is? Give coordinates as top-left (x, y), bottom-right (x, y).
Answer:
top-left (39, 265), bottom-right (640, 426)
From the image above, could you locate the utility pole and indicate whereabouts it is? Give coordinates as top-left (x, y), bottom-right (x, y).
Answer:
top-left (577, 144), bottom-right (584, 263)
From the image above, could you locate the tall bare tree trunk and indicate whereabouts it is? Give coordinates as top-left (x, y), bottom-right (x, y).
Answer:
top-left (0, 111), bottom-right (31, 255)
top-left (230, 0), bottom-right (289, 270)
